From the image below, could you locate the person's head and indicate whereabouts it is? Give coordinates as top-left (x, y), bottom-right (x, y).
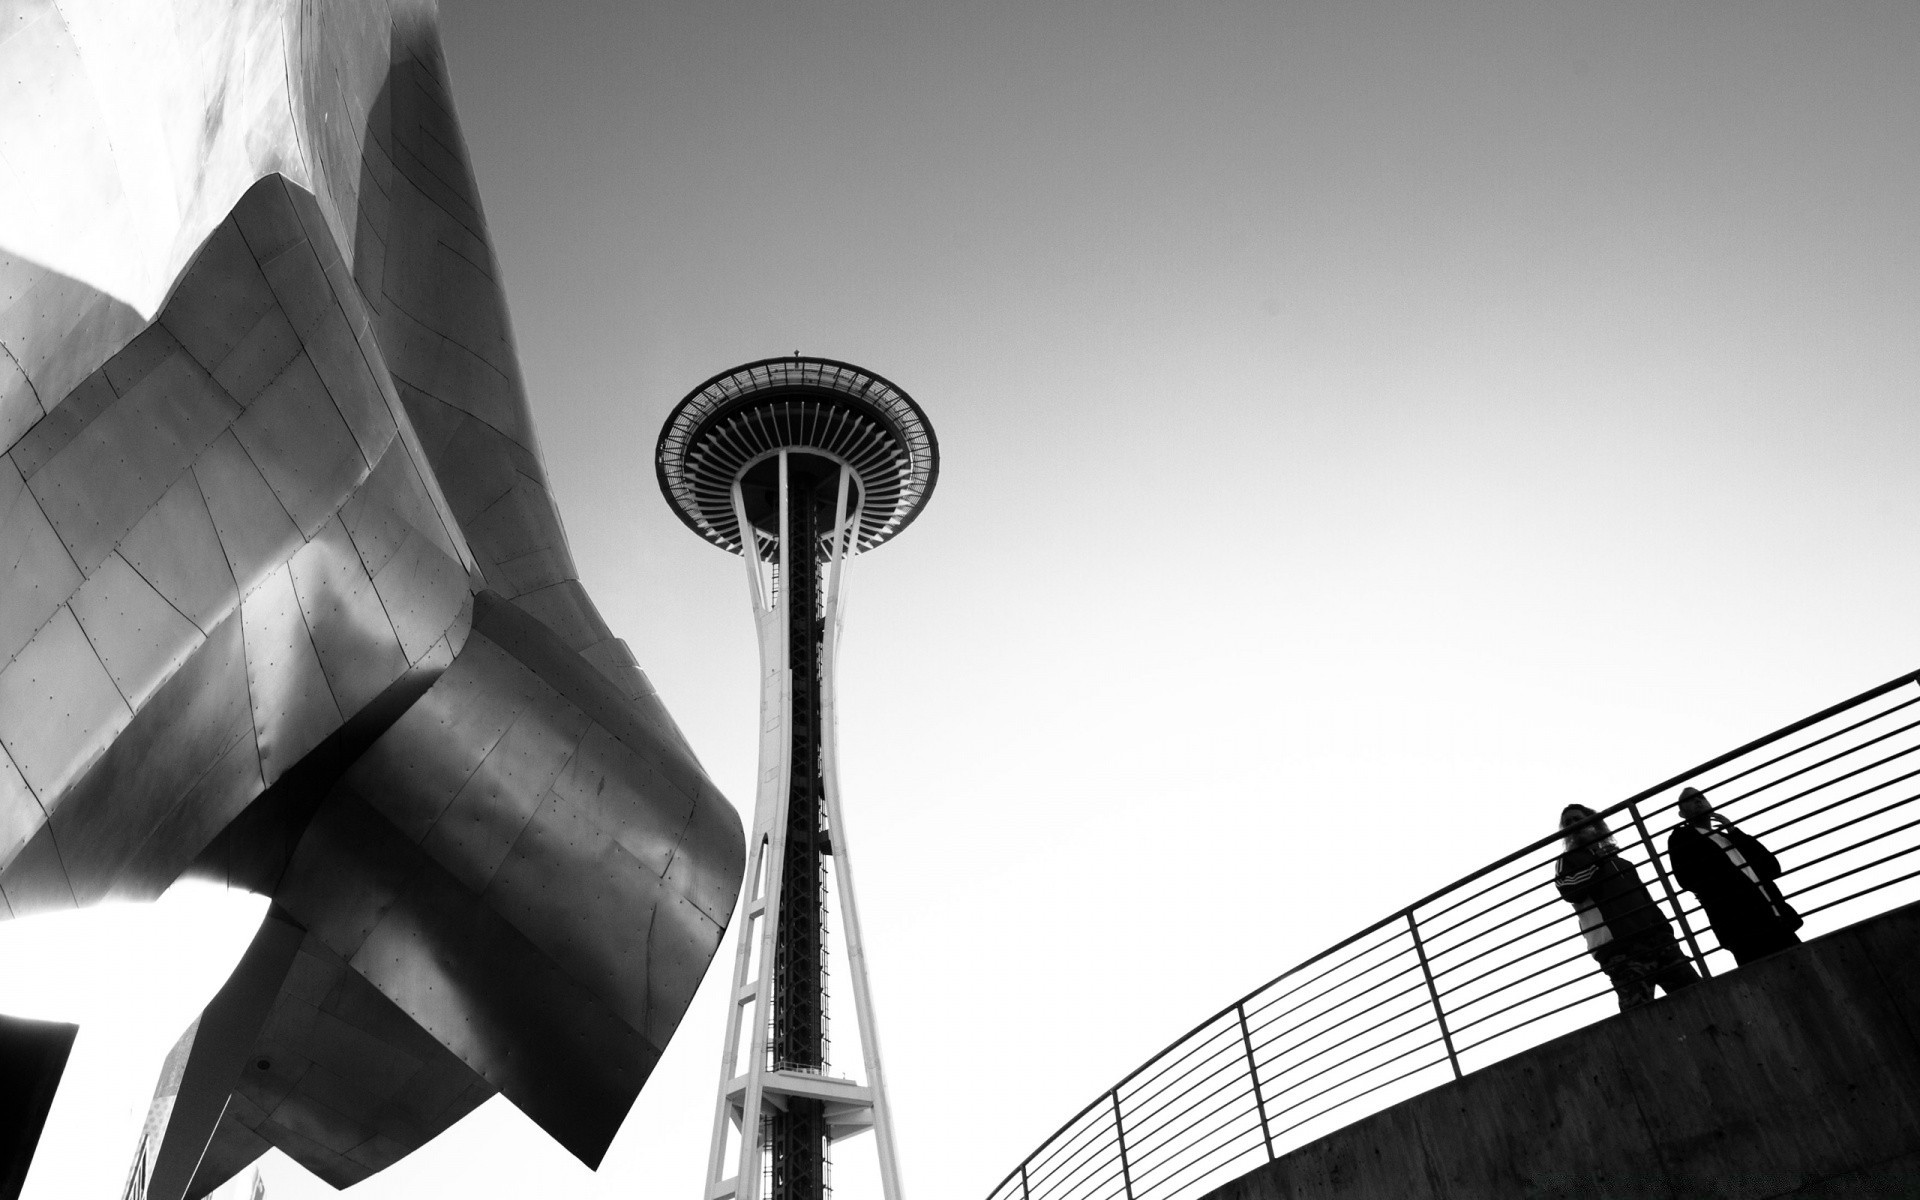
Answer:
top-left (1677, 786), bottom-right (1714, 828)
top-left (1560, 804), bottom-right (1612, 850)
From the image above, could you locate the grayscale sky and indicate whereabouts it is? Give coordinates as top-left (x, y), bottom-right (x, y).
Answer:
top-left (14, 2), bottom-right (1920, 1198)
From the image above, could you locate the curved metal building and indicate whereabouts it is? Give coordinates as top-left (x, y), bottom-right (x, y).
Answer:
top-left (659, 358), bottom-right (937, 1200)
top-left (0, 2), bottom-right (744, 1194)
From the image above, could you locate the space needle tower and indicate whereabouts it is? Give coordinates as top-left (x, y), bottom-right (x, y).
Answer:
top-left (658, 358), bottom-right (937, 1200)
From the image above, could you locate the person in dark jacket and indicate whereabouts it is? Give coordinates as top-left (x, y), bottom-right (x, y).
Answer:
top-left (1555, 804), bottom-right (1700, 1010)
top-left (1667, 786), bottom-right (1802, 965)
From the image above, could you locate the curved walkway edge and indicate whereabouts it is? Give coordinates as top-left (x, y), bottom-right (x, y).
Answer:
top-left (1202, 899), bottom-right (1920, 1200)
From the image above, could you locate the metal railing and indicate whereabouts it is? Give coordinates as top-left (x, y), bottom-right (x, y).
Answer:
top-left (989, 668), bottom-right (1920, 1200)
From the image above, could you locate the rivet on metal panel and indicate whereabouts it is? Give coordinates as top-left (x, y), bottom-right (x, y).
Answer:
top-left (0, 606), bottom-right (132, 800)
top-left (241, 565), bottom-right (345, 783)
top-left (69, 552), bottom-right (204, 710)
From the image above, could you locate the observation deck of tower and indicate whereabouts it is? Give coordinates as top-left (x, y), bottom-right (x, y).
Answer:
top-left (657, 357), bottom-right (937, 1200)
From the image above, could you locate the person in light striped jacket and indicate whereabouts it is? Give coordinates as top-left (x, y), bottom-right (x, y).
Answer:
top-left (1667, 786), bottom-right (1803, 966)
top-left (1555, 805), bottom-right (1701, 1010)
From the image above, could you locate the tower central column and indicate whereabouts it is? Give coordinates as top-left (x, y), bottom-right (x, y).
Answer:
top-left (771, 463), bottom-right (831, 1198)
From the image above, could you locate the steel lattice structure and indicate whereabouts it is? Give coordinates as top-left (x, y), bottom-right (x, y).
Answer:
top-left (658, 357), bottom-right (937, 1200)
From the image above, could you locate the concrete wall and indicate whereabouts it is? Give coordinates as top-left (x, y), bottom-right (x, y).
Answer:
top-left (1204, 901), bottom-right (1920, 1200)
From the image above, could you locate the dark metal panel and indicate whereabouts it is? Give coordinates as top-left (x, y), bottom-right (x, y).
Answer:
top-left (192, 430), bottom-right (302, 598)
top-left (368, 526), bottom-right (469, 664)
top-left (408, 405), bottom-right (519, 522)
top-left (295, 1009), bottom-right (423, 1101)
top-left (543, 722), bottom-right (688, 880)
top-left (113, 726), bottom-right (263, 902)
top-left (68, 551), bottom-right (203, 709)
top-left (47, 613), bottom-right (252, 906)
top-left (417, 702), bottom-right (592, 894)
top-left (102, 323), bottom-right (186, 395)
top-left (230, 175), bottom-right (309, 267)
top-left (261, 194), bottom-right (398, 467)
top-left (382, 423), bottom-right (473, 571)
top-left (0, 818), bottom-right (76, 918)
top-left (483, 782), bottom-right (670, 1027)
top-left (0, 605), bottom-right (130, 801)
top-left (509, 579), bottom-right (613, 654)
top-left (210, 306), bottom-right (303, 409)
top-left (347, 850), bottom-right (661, 1168)
top-left (339, 632), bottom-right (527, 843)
top-left (340, 439), bottom-right (453, 579)
top-left (241, 565), bottom-right (345, 785)
top-left (116, 471), bottom-right (238, 635)
top-left (645, 882), bottom-right (726, 1051)
top-left (158, 218), bottom-right (279, 376)
top-left (464, 473), bottom-right (559, 570)
top-left (230, 352), bottom-right (368, 537)
top-left (29, 346), bottom-right (241, 575)
top-left (665, 770), bottom-right (750, 929)
top-left (490, 545), bottom-right (573, 601)
top-left (275, 789), bottom-right (419, 960)
top-left (179, 1112), bottom-right (270, 1200)
top-left (474, 591), bottom-right (707, 800)
top-left (389, 379), bottom-right (466, 460)
top-left (288, 517), bottom-right (409, 717)
top-left (0, 1013), bottom-right (77, 1200)
top-left (260, 1067), bottom-right (373, 1157)
top-left (202, 926), bottom-right (494, 1194)
top-left (578, 637), bottom-right (667, 710)
top-left (5, 369), bottom-right (115, 480)
top-left (0, 453), bottom-right (81, 666)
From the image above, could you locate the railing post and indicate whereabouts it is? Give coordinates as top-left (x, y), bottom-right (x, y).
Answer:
top-left (1406, 911), bottom-right (1462, 1080)
top-left (1236, 1002), bottom-right (1276, 1160)
top-left (1110, 1091), bottom-right (1135, 1200)
top-left (1019, 1163), bottom-right (1032, 1200)
top-left (1626, 799), bottom-right (1713, 978)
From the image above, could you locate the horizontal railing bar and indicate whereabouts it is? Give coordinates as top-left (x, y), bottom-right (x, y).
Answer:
top-left (1798, 865), bottom-right (1920, 919)
top-left (1265, 1053), bottom-right (1454, 1142)
top-left (1025, 1145), bottom-right (1127, 1200)
top-left (1720, 742), bottom-right (1920, 835)
top-left (1423, 897), bottom-right (1576, 977)
top-left (1124, 1085), bottom-right (1261, 1175)
top-left (1134, 1122), bottom-right (1263, 1196)
top-left (1450, 982), bottom-right (1619, 1057)
top-left (1782, 840), bottom-right (1920, 901)
top-left (1025, 1131), bottom-right (1123, 1195)
top-left (1122, 1052), bottom-right (1260, 1140)
top-left (1417, 878), bottom-right (1569, 957)
top-left (1755, 776), bottom-right (1920, 852)
top-left (1256, 1012), bottom-right (1440, 1108)
top-left (989, 666), bottom-right (1920, 1200)
top-left (1413, 844), bottom-right (1571, 929)
top-left (1443, 948), bottom-right (1628, 1036)
top-left (1715, 715), bottom-right (1920, 811)
top-left (1247, 968), bottom-right (1430, 1064)
top-left (1240, 928), bottom-right (1415, 1027)
top-left (1023, 1117), bottom-right (1123, 1189)
top-left (1119, 1022), bottom-right (1245, 1112)
top-left (1438, 945), bottom-right (1597, 1016)
top-left (1255, 1003), bottom-right (1439, 1099)
top-left (1773, 804), bottom-right (1920, 878)
top-left (1445, 962), bottom-right (1618, 1038)
top-left (1704, 690), bottom-right (1920, 796)
top-left (1243, 960), bottom-right (1426, 1051)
